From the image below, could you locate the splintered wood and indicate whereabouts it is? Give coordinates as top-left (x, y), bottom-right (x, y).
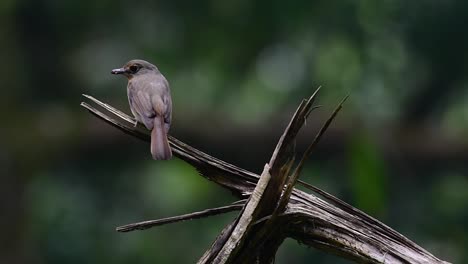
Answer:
top-left (82, 90), bottom-right (449, 264)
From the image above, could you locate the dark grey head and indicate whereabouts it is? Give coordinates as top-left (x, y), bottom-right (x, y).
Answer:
top-left (111, 59), bottom-right (159, 79)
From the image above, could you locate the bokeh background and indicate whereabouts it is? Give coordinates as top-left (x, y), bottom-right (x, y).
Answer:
top-left (1, 0), bottom-right (467, 263)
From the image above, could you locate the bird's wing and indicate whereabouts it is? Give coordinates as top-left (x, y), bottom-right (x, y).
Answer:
top-left (148, 76), bottom-right (172, 132)
top-left (128, 82), bottom-right (156, 129)
top-left (162, 84), bottom-right (172, 132)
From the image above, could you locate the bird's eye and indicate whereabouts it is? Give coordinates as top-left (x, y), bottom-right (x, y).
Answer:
top-left (129, 65), bottom-right (139, 73)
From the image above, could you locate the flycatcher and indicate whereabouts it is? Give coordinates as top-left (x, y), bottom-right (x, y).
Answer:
top-left (112, 59), bottom-right (172, 160)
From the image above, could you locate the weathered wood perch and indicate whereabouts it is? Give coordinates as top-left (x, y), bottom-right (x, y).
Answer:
top-left (81, 90), bottom-right (450, 264)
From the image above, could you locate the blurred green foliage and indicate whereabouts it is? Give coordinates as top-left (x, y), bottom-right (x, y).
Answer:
top-left (1, 0), bottom-right (468, 263)
top-left (348, 133), bottom-right (387, 217)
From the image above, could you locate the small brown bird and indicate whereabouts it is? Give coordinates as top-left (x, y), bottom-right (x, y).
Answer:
top-left (112, 59), bottom-right (172, 160)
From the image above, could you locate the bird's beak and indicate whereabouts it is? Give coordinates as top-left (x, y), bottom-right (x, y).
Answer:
top-left (111, 68), bottom-right (126, 75)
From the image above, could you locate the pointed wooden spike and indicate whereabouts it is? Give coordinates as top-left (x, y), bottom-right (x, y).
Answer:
top-left (116, 202), bottom-right (243, 232)
top-left (293, 94), bottom-right (349, 181)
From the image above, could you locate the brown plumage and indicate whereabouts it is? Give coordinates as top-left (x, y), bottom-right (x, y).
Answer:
top-left (112, 59), bottom-right (172, 160)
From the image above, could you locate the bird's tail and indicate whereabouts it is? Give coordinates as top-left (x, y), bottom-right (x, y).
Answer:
top-left (150, 116), bottom-right (172, 160)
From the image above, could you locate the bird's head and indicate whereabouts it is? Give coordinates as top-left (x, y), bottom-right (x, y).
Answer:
top-left (111, 59), bottom-right (158, 79)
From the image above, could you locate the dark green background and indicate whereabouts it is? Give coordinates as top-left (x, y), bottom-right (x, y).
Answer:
top-left (1, 0), bottom-right (467, 263)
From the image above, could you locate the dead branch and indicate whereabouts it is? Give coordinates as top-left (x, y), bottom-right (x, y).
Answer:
top-left (81, 91), bottom-right (450, 264)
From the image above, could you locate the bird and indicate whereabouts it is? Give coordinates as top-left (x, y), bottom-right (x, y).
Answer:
top-left (111, 59), bottom-right (172, 160)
